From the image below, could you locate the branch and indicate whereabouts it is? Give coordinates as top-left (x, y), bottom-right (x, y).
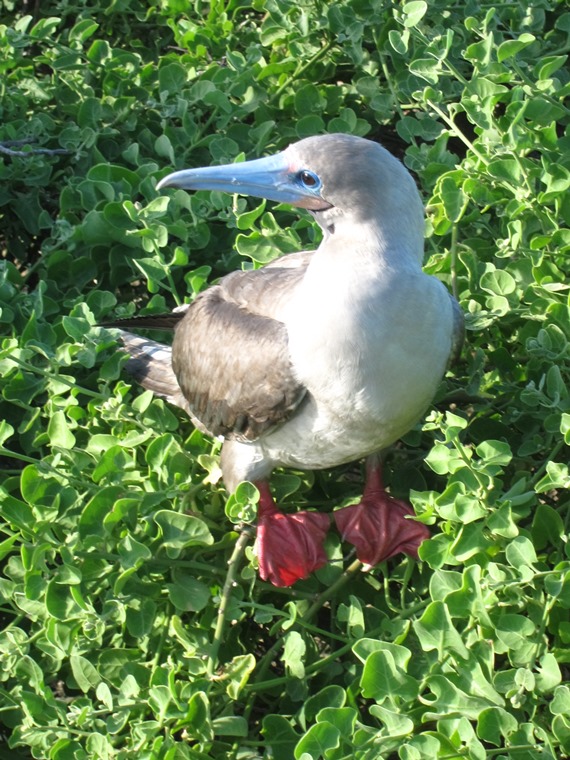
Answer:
top-left (0, 138), bottom-right (73, 158)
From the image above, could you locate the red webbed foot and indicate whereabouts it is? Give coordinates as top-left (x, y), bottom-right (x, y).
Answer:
top-left (255, 482), bottom-right (330, 587)
top-left (334, 460), bottom-right (429, 566)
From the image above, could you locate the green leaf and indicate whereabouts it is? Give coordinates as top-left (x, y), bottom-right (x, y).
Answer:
top-left (304, 685), bottom-right (346, 721)
top-left (337, 594), bottom-right (365, 637)
top-left (423, 675), bottom-right (495, 720)
top-left (536, 653), bottom-right (562, 693)
top-left (168, 572), bottom-right (210, 612)
top-left (86, 39), bottom-right (111, 64)
top-left (79, 486), bottom-right (123, 538)
top-left (45, 580), bottom-right (83, 619)
top-left (360, 647), bottom-right (418, 702)
top-left (440, 176), bottom-right (468, 223)
top-left (505, 536), bottom-right (537, 569)
top-left (126, 599), bottom-right (156, 637)
top-left (158, 62), bottom-right (187, 95)
top-left (283, 631), bottom-right (306, 679)
top-left (400, 734), bottom-right (441, 759)
top-left (403, 1), bottom-right (428, 28)
top-left (495, 614), bottom-right (536, 652)
top-left (263, 715), bottom-right (300, 760)
top-left (212, 716), bottom-right (249, 737)
top-left (224, 654), bottom-right (256, 699)
top-left (294, 84), bottom-right (325, 116)
top-left (488, 158), bottom-right (522, 184)
top-left (550, 685), bottom-right (570, 716)
top-left (294, 722), bottom-right (341, 760)
top-left (444, 565), bottom-right (494, 628)
top-left (409, 58), bottom-right (441, 85)
top-left (145, 433), bottom-right (176, 469)
top-left (186, 691), bottom-right (213, 743)
top-left (369, 703), bottom-right (414, 736)
top-left (537, 55), bottom-right (568, 80)
top-left (225, 481), bottom-right (259, 523)
top-left (425, 443), bottom-right (465, 475)
top-left (475, 439), bottom-right (512, 467)
top-left (0, 420), bottom-right (15, 447)
top-left (69, 18), bottom-right (99, 43)
top-left (553, 714), bottom-right (570, 753)
top-left (154, 510), bottom-right (214, 556)
top-left (531, 503), bottom-right (564, 549)
top-left (477, 707), bottom-right (518, 746)
top-left (480, 268), bottom-right (517, 296)
top-left (497, 33), bottom-right (536, 62)
top-left (413, 600), bottom-right (469, 658)
top-left (118, 534), bottom-right (152, 568)
top-left (30, 16), bottom-right (60, 39)
top-left (316, 707), bottom-right (357, 737)
top-left (535, 461), bottom-right (570, 492)
top-left (154, 134), bottom-right (175, 162)
top-left (389, 29), bottom-right (409, 54)
top-left (148, 685), bottom-right (171, 721)
top-left (236, 200), bottom-right (267, 231)
top-left (47, 410), bottom-right (76, 449)
top-left (96, 682), bottom-right (113, 711)
top-left (70, 655), bottom-right (101, 693)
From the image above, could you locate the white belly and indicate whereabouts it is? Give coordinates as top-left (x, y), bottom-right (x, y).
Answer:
top-left (261, 267), bottom-right (454, 469)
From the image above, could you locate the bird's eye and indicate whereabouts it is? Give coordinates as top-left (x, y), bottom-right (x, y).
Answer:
top-left (298, 170), bottom-right (321, 190)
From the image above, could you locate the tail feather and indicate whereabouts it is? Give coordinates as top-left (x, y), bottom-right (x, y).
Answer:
top-left (117, 331), bottom-right (191, 414)
top-left (100, 308), bottom-right (188, 332)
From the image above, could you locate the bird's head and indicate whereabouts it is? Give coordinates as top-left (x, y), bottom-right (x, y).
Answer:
top-left (157, 133), bottom-right (423, 252)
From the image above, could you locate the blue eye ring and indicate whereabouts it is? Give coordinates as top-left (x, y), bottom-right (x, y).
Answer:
top-left (297, 170), bottom-right (321, 190)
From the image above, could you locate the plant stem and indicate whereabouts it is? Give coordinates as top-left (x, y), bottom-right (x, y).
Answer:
top-left (303, 560), bottom-right (362, 621)
top-left (270, 41), bottom-right (334, 104)
top-left (206, 527), bottom-right (252, 676)
top-left (450, 223), bottom-right (458, 300)
top-left (6, 355), bottom-right (104, 399)
top-left (427, 99), bottom-right (489, 167)
top-left (529, 439), bottom-right (565, 486)
top-left (0, 447), bottom-right (39, 465)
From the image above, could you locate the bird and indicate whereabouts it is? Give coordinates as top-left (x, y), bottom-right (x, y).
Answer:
top-left (107, 133), bottom-right (464, 587)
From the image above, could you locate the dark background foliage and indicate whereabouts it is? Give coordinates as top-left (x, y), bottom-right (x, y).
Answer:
top-left (0, 0), bottom-right (569, 758)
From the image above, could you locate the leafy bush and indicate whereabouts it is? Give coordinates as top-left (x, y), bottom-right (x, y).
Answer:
top-left (1, 1), bottom-right (569, 758)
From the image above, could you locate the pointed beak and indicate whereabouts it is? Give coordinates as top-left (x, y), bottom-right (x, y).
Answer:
top-left (156, 152), bottom-right (331, 211)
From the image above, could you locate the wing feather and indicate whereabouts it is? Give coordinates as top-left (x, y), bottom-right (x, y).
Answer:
top-left (172, 260), bottom-right (309, 440)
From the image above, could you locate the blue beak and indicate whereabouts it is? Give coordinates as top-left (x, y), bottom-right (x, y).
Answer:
top-left (156, 152), bottom-right (331, 211)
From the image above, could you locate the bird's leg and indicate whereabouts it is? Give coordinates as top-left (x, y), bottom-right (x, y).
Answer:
top-left (255, 481), bottom-right (330, 587)
top-left (333, 454), bottom-right (430, 567)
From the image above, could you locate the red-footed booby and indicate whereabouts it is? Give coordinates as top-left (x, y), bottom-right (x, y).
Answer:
top-left (111, 134), bottom-right (463, 587)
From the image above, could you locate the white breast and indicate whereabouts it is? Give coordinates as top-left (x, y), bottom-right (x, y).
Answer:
top-left (260, 250), bottom-right (454, 470)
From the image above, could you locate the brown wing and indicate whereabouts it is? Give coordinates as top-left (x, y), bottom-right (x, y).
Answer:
top-left (172, 264), bottom-right (308, 441)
